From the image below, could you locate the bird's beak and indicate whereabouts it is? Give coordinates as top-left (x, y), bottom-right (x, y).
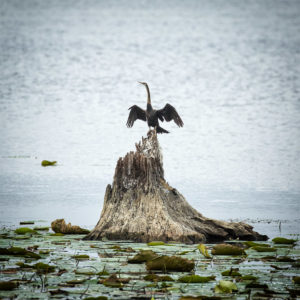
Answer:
top-left (138, 81), bottom-right (143, 85)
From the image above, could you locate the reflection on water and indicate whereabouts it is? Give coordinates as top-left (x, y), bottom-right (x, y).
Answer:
top-left (0, 0), bottom-right (299, 237)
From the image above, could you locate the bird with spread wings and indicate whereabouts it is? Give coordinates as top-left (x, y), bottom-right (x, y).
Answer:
top-left (126, 82), bottom-right (183, 134)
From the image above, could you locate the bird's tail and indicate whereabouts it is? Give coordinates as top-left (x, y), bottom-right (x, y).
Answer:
top-left (156, 126), bottom-right (169, 134)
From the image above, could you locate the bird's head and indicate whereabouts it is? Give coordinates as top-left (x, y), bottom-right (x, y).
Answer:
top-left (138, 81), bottom-right (148, 87)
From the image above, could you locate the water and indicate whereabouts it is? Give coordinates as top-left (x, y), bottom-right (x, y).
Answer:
top-left (0, 0), bottom-right (299, 237)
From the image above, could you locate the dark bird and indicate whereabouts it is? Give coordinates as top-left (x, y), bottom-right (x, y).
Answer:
top-left (126, 82), bottom-right (184, 134)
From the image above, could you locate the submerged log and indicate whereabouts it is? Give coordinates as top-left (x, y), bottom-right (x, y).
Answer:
top-left (85, 130), bottom-right (267, 243)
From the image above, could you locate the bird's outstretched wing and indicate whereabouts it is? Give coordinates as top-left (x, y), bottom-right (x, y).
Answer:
top-left (126, 105), bottom-right (146, 127)
top-left (156, 103), bottom-right (184, 127)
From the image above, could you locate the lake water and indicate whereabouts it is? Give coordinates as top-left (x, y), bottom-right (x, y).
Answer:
top-left (0, 0), bottom-right (299, 238)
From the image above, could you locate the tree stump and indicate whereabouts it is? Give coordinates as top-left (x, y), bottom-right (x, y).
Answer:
top-left (84, 130), bottom-right (267, 243)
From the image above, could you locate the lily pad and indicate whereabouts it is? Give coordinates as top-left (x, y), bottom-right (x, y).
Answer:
top-left (99, 274), bottom-right (130, 288)
top-left (34, 262), bottom-right (56, 273)
top-left (252, 246), bottom-right (276, 252)
top-left (128, 250), bottom-right (158, 263)
top-left (221, 269), bottom-right (241, 277)
top-left (72, 254), bottom-right (89, 260)
top-left (146, 255), bottom-right (195, 272)
top-left (272, 237), bottom-right (297, 244)
top-left (0, 247), bottom-right (41, 259)
top-left (20, 221), bottom-right (35, 225)
top-left (147, 241), bottom-right (165, 246)
top-left (211, 244), bottom-right (245, 255)
top-left (144, 274), bottom-right (174, 282)
top-left (241, 275), bottom-right (258, 281)
top-left (243, 241), bottom-right (270, 248)
top-left (34, 227), bottom-right (49, 231)
top-left (15, 227), bottom-right (37, 235)
top-left (41, 160), bottom-right (57, 166)
top-left (197, 244), bottom-right (211, 258)
top-left (214, 280), bottom-right (238, 293)
top-left (178, 275), bottom-right (215, 283)
top-left (293, 276), bottom-right (300, 284)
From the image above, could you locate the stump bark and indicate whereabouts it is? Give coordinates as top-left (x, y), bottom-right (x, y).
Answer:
top-left (84, 130), bottom-right (267, 243)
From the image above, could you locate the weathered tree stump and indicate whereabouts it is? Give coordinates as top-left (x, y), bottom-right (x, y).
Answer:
top-left (84, 130), bottom-right (267, 243)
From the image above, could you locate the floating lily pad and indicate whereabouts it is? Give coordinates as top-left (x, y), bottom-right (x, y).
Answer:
top-left (0, 247), bottom-right (41, 259)
top-left (243, 241), bottom-right (270, 248)
top-left (39, 249), bottom-right (50, 254)
top-left (221, 269), bottom-right (241, 277)
top-left (252, 246), bottom-right (276, 252)
top-left (99, 274), bottom-right (130, 288)
top-left (20, 221), bottom-right (35, 225)
top-left (144, 274), bottom-right (174, 282)
top-left (66, 279), bottom-right (86, 284)
top-left (214, 280), bottom-right (238, 293)
top-left (41, 160), bottom-right (57, 166)
top-left (50, 233), bottom-right (65, 236)
top-left (72, 254), bottom-right (89, 260)
top-left (34, 227), bottom-right (49, 231)
top-left (212, 244), bottom-right (245, 255)
top-left (241, 275), bottom-right (258, 281)
top-left (197, 244), bottom-right (211, 258)
top-left (15, 227), bottom-right (37, 235)
top-left (146, 255), bottom-right (195, 272)
top-left (16, 262), bottom-right (33, 268)
top-left (83, 297), bottom-right (108, 300)
top-left (272, 237), bottom-right (297, 245)
top-left (34, 262), bottom-right (55, 273)
top-left (178, 275), bottom-right (215, 283)
top-left (147, 241), bottom-right (165, 246)
top-left (293, 276), bottom-right (300, 284)
top-left (245, 282), bottom-right (268, 289)
top-left (128, 250), bottom-right (158, 263)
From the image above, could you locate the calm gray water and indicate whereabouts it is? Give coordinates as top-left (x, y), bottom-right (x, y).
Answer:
top-left (0, 0), bottom-right (299, 237)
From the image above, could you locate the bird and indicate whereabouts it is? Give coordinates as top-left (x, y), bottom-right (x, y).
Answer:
top-left (126, 82), bottom-right (183, 134)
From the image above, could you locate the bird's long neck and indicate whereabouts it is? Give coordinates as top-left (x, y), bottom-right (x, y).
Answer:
top-left (145, 84), bottom-right (151, 105)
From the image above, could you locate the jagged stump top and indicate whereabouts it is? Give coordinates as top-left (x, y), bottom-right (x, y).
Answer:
top-left (84, 130), bottom-right (267, 243)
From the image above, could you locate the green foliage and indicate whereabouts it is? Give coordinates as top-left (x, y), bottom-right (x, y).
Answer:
top-left (50, 233), bottom-right (64, 236)
top-left (34, 227), bottom-right (49, 231)
top-left (72, 254), bottom-right (89, 260)
top-left (0, 246), bottom-right (41, 259)
top-left (83, 297), bottom-right (108, 300)
top-left (15, 227), bottom-right (37, 235)
top-left (16, 262), bottom-right (33, 268)
top-left (221, 269), bottom-right (241, 276)
top-left (39, 249), bottom-right (50, 254)
top-left (241, 275), bottom-right (258, 281)
top-left (128, 250), bottom-right (158, 263)
top-left (147, 241), bottom-right (165, 246)
top-left (99, 274), bottom-right (130, 288)
top-left (272, 237), bottom-right (297, 244)
top-left (144, 274), bottom-right (174, 282)
top-left (34, 262), bottom-right (56, 273)
top-left (178, 275), bottom-right (215, 283)
top-left (252, 246), bottom-right (276, 252)
top-left (211, 244), bottom-right (245, 255)
top-left (214, 280), bottom-right (238, 293)
top-left (293, 276), bottom-right (300, 284)
top-left (197, 244), bottom-right (211, 258)
top-left (97, 266), bottom-right (109, 276)
top-left (20, 221), bottom-right (34, 225)
top-left (66, 279), bottom-right (86, 284)
top-left (243, 241), bottom-right (270, 248)
top-left (41, 160), bottom-right (57, 166)
top-left (146, 255), bottom-right (195, 272)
